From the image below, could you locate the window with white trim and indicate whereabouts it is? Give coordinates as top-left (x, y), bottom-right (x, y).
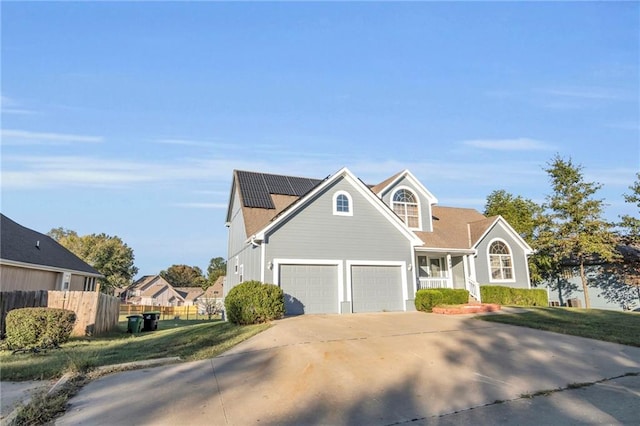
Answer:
top-left (489, 240), bottom-right (514, 281)
top-left (392, 188), bottom-right (420, 228)
top-left (332, 191), bottom-right (353, 216)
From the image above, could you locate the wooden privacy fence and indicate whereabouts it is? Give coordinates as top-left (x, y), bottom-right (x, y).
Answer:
top-left (120, 304), bottom-right (203, 320)
top-left (0, 290), bottom-right (120, 338)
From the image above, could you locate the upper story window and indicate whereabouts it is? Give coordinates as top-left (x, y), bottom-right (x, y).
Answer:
top-left (392, 188), bottom-right (420, 228)
top-left (333, 191), bottom-right (353, 216)
top-left (488, 240), bottom-right (514, 281)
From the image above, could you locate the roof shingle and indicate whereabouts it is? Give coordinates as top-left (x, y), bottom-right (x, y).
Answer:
top-left (0, 214), bottom-right (101, 276)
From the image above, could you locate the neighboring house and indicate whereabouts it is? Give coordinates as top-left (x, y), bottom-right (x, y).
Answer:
top-left (124, 275), bottom-right (185, 306)
top-left (225, 168), bottom-right (533, 315)
top-left (542, 243), bottom-right (640, 311)
top-left (0, 214), bottom-right (103, 292)
top-left (176, 287), bottom-right (205, 306)
top-left (195, 276), bottom-right (225, 314)
top-left (196, 276), bottom-right (225, 303)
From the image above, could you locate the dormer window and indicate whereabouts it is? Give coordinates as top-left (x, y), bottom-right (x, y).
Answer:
top-left (333, 191), bottom-right (353, 216)
top-left (392, 188), bottom-right (420, 228)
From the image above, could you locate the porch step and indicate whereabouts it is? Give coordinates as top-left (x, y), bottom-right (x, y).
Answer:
top-left (468, 295), bottom-right (481, 305)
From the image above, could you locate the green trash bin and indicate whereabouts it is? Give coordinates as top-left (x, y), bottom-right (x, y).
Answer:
top-left (127, 315), bottom-right (143, 333)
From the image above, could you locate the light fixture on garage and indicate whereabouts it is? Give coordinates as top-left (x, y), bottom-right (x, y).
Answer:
top-left (268, 261), bottom-right (273, 270)
top-left (408, 264), bottom-right (413, 271)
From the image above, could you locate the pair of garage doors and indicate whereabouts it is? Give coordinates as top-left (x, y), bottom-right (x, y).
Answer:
top-left (279, 264), bottom-right (404, 315)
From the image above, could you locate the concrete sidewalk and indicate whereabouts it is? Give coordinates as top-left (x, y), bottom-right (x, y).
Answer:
top-left (56, 313), bottom-right (640, 425)
top-left (0, 380), bottom-right (52, 425)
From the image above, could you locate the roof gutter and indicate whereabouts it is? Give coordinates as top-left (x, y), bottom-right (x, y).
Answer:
top-left (0, 258), bottom-right (104, 278)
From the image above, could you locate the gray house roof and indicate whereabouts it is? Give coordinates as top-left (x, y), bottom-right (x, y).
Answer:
top-left (0, 214), bottom-right (102, 276)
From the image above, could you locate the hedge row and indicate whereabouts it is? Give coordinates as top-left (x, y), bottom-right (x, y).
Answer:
top-left (5, 307), bottom-right (76, 350)
top-left (224, 281), bottom-right (285, 325)
top-left (480, 285), bottom-right (548, 306)
top-left (415, 289), bottom-right (469, 312)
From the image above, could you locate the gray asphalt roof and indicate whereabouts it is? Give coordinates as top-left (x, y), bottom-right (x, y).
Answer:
top-left (0, 214), bottom-right (102, 276)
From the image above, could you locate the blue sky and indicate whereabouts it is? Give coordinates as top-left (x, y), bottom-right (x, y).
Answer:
top-left (2, 2), bottom-right (638, 277)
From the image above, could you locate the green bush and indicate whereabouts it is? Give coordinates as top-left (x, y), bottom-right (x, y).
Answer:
top-left (224, 281), bottom-right (285, 325)
top-left (480, 285), bottom-right (548, 306)
top-left (5, 308), bottom-right (76, 350)
top-left (415, 288), bottom-right (469, 312)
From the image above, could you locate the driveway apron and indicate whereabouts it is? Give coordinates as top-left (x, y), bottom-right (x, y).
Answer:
top-left (56, 312), bottom-right (640, 425)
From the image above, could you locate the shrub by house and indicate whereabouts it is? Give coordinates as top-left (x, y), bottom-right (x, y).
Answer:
top-left (415, 289), bottom-right (469, 312)
top-left (224, 281), bottom-right (285, 325)
top-left (5, 307), bottom-right (76, 350)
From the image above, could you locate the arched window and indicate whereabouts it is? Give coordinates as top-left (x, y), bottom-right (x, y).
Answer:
top-left (392, 188), bottom-right (420, 228)
top-left (489, 240), bottom-right (514, 281)
top-left (333, 191), bottom-right (353, 216)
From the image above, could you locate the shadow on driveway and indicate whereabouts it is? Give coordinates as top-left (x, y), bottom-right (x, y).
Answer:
top-left (57, 312), bottom-right (640, 425)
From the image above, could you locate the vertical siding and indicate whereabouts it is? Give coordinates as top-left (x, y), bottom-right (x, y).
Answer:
top-left (264, 177), bottom-right (414, 302)
top-left (474, 223), bottom-right (530, 288)
top-left (378, 175), bottom-right (433, 232)
top-left (0, 265), bottom-right (58, 291)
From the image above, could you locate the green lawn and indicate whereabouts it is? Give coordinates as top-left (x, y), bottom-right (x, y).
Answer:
top-left (0, 319), bottom-right (269, 381)
top-left (478, 307), bottom-right (640, 347)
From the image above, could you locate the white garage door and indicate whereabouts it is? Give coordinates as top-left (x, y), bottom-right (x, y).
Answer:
top-left (351, 265), bottom-right (403, 313)
top-left (279, 264), bottom-right (339, 315)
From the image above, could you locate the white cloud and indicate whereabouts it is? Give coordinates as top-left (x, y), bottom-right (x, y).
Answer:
top-left (1, 96), bottom-right (36, 115)
top-left (462, 138), bottom-right (555, 151)
top-left (172, 202), bottom-right (228, 209)
top-left (1, 129), bottom-right (103, 145)
top-left (538, 87), bottom-right (630, 101)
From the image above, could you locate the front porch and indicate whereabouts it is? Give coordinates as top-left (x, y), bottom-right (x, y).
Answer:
top-left (415, 252), bottom-right (481, 301)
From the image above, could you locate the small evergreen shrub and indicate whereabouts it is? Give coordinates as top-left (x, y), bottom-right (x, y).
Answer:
top-left (5, 308), bottom-right (76, 350)
top-left (480, 285), bottom-right (548, 306)
top-left (224, 281), bottom-right (285, 325)
top-left (415, 288), bottom-right (469, 312)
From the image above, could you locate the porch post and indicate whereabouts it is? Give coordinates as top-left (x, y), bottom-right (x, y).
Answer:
top-left (446, 254), bottom-right (452, 288)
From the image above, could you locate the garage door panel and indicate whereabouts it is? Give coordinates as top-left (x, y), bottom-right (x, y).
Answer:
top-left (351, 265), bottom-right (403, 313)
top-left (280, 264), bottom-right (338, 315)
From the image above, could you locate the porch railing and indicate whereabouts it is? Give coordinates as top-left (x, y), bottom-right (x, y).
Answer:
top-left (467, 278), bottom-right (481, 302)
top-left (418, 277), bottom-right (450, 290)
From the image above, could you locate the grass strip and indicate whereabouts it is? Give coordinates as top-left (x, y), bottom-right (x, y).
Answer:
top-left (1, 319), bottom-right (269, 381)
top-left (478, 307), bottom-right (640, 347)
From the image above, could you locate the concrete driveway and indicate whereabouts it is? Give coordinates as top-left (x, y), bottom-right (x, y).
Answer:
top-left (57, 312), bottom-right (640, 425)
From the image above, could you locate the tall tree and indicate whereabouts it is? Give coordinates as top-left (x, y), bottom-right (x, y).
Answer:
top-left (160, 264), bottom-right (207, 288)
top-left (206, 257), bottom-right (226, 287)
top-left (484, 190), bottom-right (548, 283)
top-left (49, 230), bottom-right (138, 295)
top-left (619, 172), bottom-right (640, 244)
top-left (609, 172), bottom-right (640, 307)
top-left (541, 155), bottom-right (617, 308)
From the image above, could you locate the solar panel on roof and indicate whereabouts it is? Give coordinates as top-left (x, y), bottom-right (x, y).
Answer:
top-left (263, 173), bottom-right (296, 195)
top-left (237, 171), bottom-right (275, 209)
top-left (236, 170), bottom-right (323, 209)
top-left (288, 176), bottom-right (321, 195)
